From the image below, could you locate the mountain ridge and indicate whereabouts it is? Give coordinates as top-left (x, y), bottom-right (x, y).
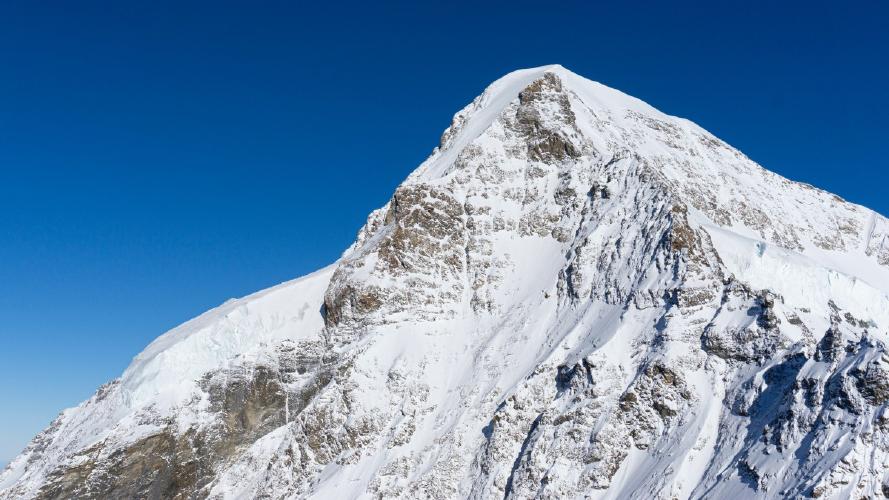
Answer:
top-left (3, 65), bottom-right (889, 499)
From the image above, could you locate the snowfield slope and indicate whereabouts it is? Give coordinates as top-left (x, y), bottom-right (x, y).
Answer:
top-left (3, 65), bottom-right (889, 499)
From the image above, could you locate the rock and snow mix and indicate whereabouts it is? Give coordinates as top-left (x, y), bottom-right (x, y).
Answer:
top-left (3, 65), bottom-right (888, 499)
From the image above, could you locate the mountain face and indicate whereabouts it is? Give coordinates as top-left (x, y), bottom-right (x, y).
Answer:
top-left (4, 65), bottom-right (889, 500)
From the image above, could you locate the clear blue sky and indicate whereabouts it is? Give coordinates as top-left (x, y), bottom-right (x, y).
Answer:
top-left (1, 0), bottom-right (887, 466)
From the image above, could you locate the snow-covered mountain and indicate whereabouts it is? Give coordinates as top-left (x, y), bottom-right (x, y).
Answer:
top-left (3, 65), bottom-right (889, 499)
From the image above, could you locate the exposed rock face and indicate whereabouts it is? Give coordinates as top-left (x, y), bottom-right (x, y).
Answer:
top-left (3, 65), bottom-right (889, 499)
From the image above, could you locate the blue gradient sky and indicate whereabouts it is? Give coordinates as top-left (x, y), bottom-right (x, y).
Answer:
top-left (1, 1), bottom-right (887, 466)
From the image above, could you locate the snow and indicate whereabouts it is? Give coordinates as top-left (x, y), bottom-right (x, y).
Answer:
top-left (4, 64), bottom-right (889, 500)
top-left (0, 264), bottom-right (335, 497)
top-left (704, 223), bottom-right (889, 333)
top-left (122, 263), bottom-right (336, 410)
top-left (414, 65), bottom-right (566, 181)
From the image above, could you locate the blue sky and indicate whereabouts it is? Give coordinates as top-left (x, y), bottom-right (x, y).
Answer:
top-left (1, 0), bottom-right (887, 466)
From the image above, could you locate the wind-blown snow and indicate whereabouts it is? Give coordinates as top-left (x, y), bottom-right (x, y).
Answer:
top-left (121, 264), bottom-right (335, 410)
top-left (704, 223), bottom-right (889, 332)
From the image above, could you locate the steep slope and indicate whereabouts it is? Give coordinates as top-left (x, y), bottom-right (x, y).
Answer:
top-left (3, 65), bottom-right (889, 499)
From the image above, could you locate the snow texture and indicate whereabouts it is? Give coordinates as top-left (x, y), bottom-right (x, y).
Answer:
top-left (3, 65), bottom-right (889, 500)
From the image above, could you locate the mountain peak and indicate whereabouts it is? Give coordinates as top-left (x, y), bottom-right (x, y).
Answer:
top-left (4, 67), bottom-right (889, 500)
top-left (407, 66), bottom-right (889, 297)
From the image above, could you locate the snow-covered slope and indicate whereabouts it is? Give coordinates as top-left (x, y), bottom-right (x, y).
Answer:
top-left (3, 65), bottom-right (889, 499)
